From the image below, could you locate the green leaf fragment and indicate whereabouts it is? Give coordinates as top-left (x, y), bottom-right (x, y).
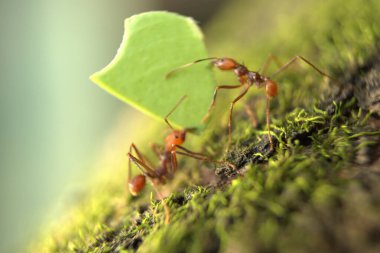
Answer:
top-left (90, 11), bottom-right (216, 128)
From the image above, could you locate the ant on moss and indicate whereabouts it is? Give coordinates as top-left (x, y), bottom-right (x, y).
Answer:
top-left (167, 55), bottom-right (341, 149)
top-left (127, 95), bottom-right (234, 223)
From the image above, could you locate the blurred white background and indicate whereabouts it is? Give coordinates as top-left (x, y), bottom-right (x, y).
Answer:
top-left (0, 1), bottom-right (225, 252)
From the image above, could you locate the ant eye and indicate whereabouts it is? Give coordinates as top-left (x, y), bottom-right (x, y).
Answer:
top-left (175, 135), bottom-right (179, 139)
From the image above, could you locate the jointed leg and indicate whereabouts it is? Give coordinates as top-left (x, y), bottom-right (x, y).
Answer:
top-left (228, 85), bottom-right (251, 146)
top-left (128, 152), bottom-right (156, 178)
top-left (270, 55), bottom-right (342, 86)
top-left (170, 150), bottom-right (178, 174)
top-left (128, 143), bottom-right (154, 190)
top-left (202, 84), bottom-right (243, 122)
top-left (164, 95), bottom-right (187, 130)
top-left (176, 151), bottom-right (208, 161)
top-left (176, 145), bottom-right (237, 170)
top-left (129, 151), bottom-right (171, 224)
top-left (151, 186), bottom-right (171, 224)
top-left (266, 98), bottom-right (274, 150)
top-left (126, 152), bottom-right (156, 198)
top-left (176, 145), bottom-right (209, 160)
top-left (129, 143), bottom-right (154, 168)
top-left (150, 143), bottom-right (163, 158)
top-left (244, 104), bottom-right (258, 128)
top-left (260, 54), bottom-right (283, 76)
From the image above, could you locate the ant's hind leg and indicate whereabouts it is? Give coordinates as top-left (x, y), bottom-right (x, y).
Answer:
top-left (129, 143), bottom-right (155, 169)
top-left (151, 185), bottom-right (171, 224)
top-left (244, 104), bottom-right (258, 128)
top-left (150, 143), bottom-right (163, 159)
top-left (270, 55), bottom-right (342, 87)
top-left (265, 98), bottom-right (274, 150)
top-left (260, 54), bottom-right (283, 76)
top-left (128, 152), bottom-right (156, 180)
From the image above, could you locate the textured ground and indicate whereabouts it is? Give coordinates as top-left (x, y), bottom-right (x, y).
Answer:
top-left (31, 0), bottom-right (380, 252)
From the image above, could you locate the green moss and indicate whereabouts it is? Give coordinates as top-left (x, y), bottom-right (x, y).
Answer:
top-left (31, 0), bottom-right (380, 252)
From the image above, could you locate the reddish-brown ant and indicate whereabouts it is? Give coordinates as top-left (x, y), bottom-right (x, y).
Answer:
top-left (167, 55), bottom-right (340, 149)
top-left (127, 95), bottom-right (232, 223)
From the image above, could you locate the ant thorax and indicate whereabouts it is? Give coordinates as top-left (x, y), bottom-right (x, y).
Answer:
top-left (156, 165), bottom-right (168, 178)
top-left (247, 71), bottom-right (267, 87)
top-left (234, 65), bottom-right (248, 77)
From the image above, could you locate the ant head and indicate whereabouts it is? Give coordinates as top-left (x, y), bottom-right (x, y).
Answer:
top-left (213, 58), bottom-right (239, 70)
top-left (165, 129), bottom-right (186, 149)
top-left (129, 174), bottom-right (146, 196)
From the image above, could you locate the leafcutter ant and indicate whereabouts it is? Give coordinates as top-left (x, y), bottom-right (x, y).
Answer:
top-left (166, 55), bottom-right (341, 149)
top-left (127, 95), bottom-right (234, 223)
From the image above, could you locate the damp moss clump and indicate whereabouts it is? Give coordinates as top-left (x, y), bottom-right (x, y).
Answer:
top-left (31, 0), bottom-right (380, 252)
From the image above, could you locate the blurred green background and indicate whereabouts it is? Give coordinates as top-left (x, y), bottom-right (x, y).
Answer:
top-left (0, 1), bottom-right (224, 252)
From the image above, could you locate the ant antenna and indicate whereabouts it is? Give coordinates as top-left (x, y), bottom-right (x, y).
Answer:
top-left (184, 127), bottom-right (198, 134)
top-left (165, 57), bottom-right (217, 78)
top-left (164, 95), bottom-right (187, 130)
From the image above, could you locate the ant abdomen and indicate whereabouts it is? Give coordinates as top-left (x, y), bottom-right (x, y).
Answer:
top-left (265, 80), bottom-right (278, 98)
top-left (129, 174), bottom-right (146, 196)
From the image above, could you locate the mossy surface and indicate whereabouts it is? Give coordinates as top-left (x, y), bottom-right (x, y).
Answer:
top-left (31, 0), bottom-right (380, 252)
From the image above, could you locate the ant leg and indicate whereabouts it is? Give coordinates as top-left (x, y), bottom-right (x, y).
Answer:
top-left (176, 150), bottom-right (237, 171)
top-left (128, 143), bottom-right (152, 196)
top-left (128, 152), bottom-right (156, 177)
top-left (127, 153), bottom-right (158, 197)
top-left (228, 85), bottom-right (251, 146)
top-left (176, 145), bottom-right (209, 160)
top-left (164, 95), bottom-right (187, 130)
top-left (130, 143), bottom-right (155, 168)
top-left (260, 54), bottom-right (283, 76)
top-left (128, 150), bottom-right (171, 224)
top-left (176, 145), bottom-right (237, 170)
top-left (151, 185), bottom-right (171, 224)
top-left (270, 55), bottom-right (342, 86)
top-left (165, 57), bottom-right (218, 79)
top-left (202, 84), bottom-right (243, 123)
top-left (127, 143), bottom-right (155, 192)
top-left (244, 104), bottom-right (258, 128)
top-left (265, 98), bottom-right (274, 150)
top-left (170, 150), bottom-right (178, 174)
top-left (150, 143), bottom-right (163, 158)
top-left (176, 150), bottom-right (208, 161)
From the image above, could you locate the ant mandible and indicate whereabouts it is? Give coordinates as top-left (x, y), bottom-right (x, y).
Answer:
top-left (127, 95), bottom-right (226, 223)
top-left (167, 55), bottom-right (340, 149)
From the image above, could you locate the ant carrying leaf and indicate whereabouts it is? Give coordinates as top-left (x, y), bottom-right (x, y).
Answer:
top-left (127, 95), bottom-right (235, 223)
